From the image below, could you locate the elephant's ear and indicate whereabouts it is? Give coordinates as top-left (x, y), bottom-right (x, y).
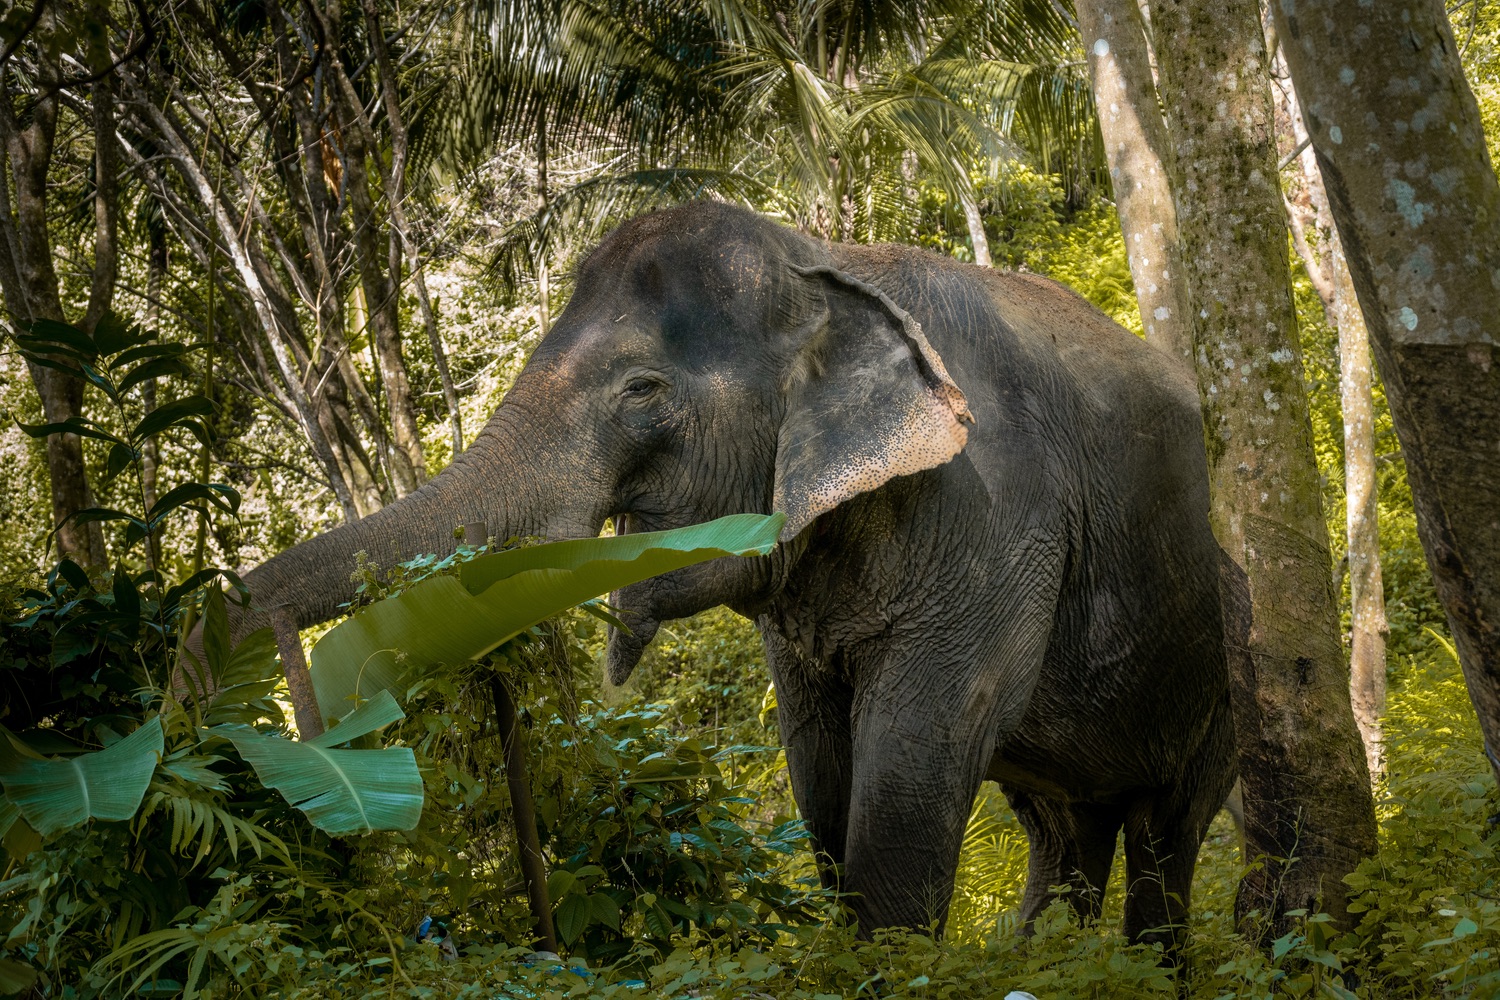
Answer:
top-left (774, 265), bottom-right (974, 541)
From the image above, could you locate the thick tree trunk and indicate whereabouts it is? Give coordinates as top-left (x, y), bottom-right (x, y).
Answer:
top-left (1146, 0), bottom-right (1377, 937)
top-left (0, 17), bottom-right (106, 570)
top-left (1075, 0), bottom-right (1194, 363)
top-left (1273, 0), bottom-right (1500, 789)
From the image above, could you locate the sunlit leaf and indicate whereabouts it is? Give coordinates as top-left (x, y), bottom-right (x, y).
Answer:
top-left (309, 513), bottom-right (784, 713)
top-left (211, 692), bottom-right (421, 836)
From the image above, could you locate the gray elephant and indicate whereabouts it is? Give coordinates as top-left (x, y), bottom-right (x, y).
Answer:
top-left (229, 202), bottom-right (1236, 946)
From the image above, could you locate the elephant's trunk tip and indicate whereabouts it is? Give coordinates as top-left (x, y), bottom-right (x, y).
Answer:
top-left (605, 611), bottom-right (660, 686)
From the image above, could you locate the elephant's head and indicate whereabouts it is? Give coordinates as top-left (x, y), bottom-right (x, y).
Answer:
top-left (234, 203), bottom-right (971, 683)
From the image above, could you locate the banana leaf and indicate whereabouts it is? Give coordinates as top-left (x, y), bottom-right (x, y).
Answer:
top-left (309, 512), bottom-right (784, 714)
top-left (212, 691), bottom-right (421, 837)
top-left (0, 719), bottom-right (163, 838)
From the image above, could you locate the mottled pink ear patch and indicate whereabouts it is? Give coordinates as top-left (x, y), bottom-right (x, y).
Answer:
top-left (775, 265), bottom-right (974, 541)
top-left (776, 386), bottom-right (970, 540)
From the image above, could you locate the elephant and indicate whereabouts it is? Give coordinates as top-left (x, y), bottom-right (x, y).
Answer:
top-left (227, 201), bottom-right (1237, 947)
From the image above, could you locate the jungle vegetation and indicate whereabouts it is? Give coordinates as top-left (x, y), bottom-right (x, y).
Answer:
top-left (0, 0), bottom-right (1496, 997)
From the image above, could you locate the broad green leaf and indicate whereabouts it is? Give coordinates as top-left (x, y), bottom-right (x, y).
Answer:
top-left (308, 690), bottom-right (407, 747)
top-left (309, 512), bottom-right (783, 713)
top-left (0, 796), bottom-right (18, 841)
top-left (212, 692), bottom-right (420, 836)
top-left (0, 719), bottom-right (164, 837)
top-left (555, 893), bottom-right (591, 945)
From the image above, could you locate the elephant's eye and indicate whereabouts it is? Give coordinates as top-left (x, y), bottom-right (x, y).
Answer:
top-left (623, 377), bottom-right (657, 397)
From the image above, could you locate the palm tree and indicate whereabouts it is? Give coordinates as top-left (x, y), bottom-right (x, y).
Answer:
top-left (429, 0), bottom-right (1098, 283)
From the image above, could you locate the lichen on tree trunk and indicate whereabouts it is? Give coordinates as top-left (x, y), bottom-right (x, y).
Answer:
top-left (1076, 0), bottom-right (1194, 363)
top-left (1146, 0), bottom-right (1377, 938)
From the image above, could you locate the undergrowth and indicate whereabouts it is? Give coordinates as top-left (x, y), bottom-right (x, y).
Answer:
top-left (258, 630), bottom-right (1497, 1000)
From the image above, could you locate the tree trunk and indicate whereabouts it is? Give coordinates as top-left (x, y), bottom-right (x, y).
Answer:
top-left (1075, 0), bottom-right (1194, 363)
top-left (365, 0), bottom-right (465, 459)
top-left (0, 12), bottom-right (106, 570)
top-left (319, 5), bottom-right (425, 496)
top-left (1273, 0), bottom-right (1500, 790)
top-left (141, 221), bottom-right (167, 571)
top-left (1270, 51), bottom-right (1389, 778)
top-left (957, 184), bottom-right (991, 267)
top-left (1332, 232), bottom-right (1388, 777)
top-left (1146, 0), bottom-right (1377, 937)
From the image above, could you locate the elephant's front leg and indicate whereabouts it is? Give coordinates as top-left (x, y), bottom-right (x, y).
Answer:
top-left (841, 623), bottom-right (1050, 934)
top-left (760, 624), bottom-right (855, 889)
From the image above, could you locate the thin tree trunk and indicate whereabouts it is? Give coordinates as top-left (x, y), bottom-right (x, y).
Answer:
top-left (132, 80), bottom-right (361, 521)
top-left (365, 0), bottom-right (464, 458)
top-left (1270, 47), bottom-right (1389, 777)
top-left (1332, 231), bottom-right (1388, 777)
top-left (957, 184), bottom-right (991, 267)
top-left (317, 2), bottom-right (425, 496)
top-left (272, 607), bottom-right (324, 740)
top-left (1146, 0), bottom-right (1377, 938)
top-left (491, 673), bottom-right (558, 954)
top-left (534, 107), bottom-right (554, 338)
top-left (1075, 0), bottom-right (1194, 362)
top-left (141, 221), bottom-right (167, 570)
top-left (1273, 0), bottom-right (1500, 790)
top-left (0, 12), bottom-right (106, 570)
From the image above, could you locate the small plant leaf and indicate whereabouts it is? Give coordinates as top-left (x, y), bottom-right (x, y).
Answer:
top-left (119, 356), bottom-right (193, 393)
top-left (130, 395), bottom-right (214, 442)
top-left (16, 416), bottom-right (123, 446)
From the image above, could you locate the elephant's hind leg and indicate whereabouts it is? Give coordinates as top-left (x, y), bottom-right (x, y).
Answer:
top-left (1004, 787), bottom-right (1123, 928)
top-left (1122, 701), bottom-right (1237, 952)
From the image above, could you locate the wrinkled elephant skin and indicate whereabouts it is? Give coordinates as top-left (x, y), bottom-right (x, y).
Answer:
top-left (234, 203), bottom-right (1235, 946)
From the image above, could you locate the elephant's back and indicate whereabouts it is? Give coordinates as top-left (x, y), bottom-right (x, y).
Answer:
top-left (826, 243), bottom-right (1201, 453)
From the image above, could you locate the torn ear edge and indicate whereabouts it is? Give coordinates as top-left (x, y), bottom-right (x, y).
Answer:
top-left (775, 265), bottom-right (975, 541)
top-left (790, 265), bottom-right (974, 424)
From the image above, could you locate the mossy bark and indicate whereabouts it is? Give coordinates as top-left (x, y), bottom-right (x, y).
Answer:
top-left (1273, 0), bottom-right (1500, 792)
top-left (1146, 0), bottom-right (1377, 937)
top-left (1076, 0), bottom-right (1194, 363)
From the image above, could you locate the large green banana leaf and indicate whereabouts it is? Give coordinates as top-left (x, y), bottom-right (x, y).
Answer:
top-left (0, 719), bottom-right (163, 838)
top-left (309, 512), bottom-right (784, 714)
top-left (213, 690), bottom-right (421, 837)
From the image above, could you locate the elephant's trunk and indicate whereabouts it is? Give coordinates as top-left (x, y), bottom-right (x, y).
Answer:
top-left (225, 379), bottom-right (599, 645)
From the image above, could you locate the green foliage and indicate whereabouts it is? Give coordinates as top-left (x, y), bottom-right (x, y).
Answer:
top-left (628, 607), bottom-right (772, 745)
top-left (12, 316), bottom-right (234, 558)
top-left (0, 716), bottom-right (163, 837)
top-left (0, 335), bottom-right (433, 996)
top-left (533, 704), bottom-right (827, 965)
top-left (214, 691), bottom-right (423, 838)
